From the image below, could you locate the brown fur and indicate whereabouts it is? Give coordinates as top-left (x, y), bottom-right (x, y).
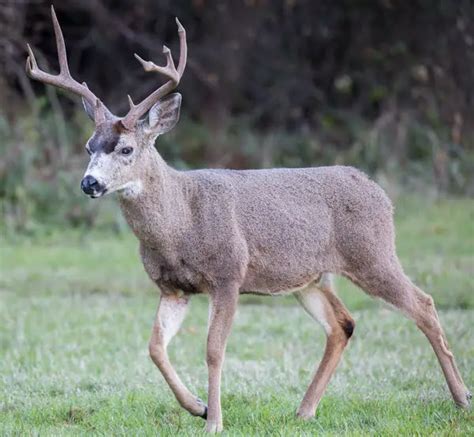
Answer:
top-left (25, 9), bottom-right (470, 431)
top-left (113, 139), bottom-right (470, 432)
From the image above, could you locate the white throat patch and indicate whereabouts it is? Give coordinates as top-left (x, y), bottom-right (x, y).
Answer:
top-left (118, 180), bottom-right (143, 199)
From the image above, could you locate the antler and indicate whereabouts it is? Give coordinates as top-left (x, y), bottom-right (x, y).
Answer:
top-left (25, 6), bottom-right (112, 124)
top-left (121, 18), bottom-right (187, 130)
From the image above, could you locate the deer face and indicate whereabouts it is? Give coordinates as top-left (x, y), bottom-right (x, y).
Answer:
top-left (81, 121), bottom-right (140, 198)
top-left (25, 7), bottom-right (187, 199)
top-left (81, 93), bottom-right (182, 198)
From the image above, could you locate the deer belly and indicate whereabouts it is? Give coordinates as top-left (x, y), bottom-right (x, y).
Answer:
top-left (240, 264), bottom-right (322, 295)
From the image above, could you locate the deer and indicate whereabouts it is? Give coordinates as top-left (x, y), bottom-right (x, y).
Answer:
top-left (26, 6), bottom-right (471, 433)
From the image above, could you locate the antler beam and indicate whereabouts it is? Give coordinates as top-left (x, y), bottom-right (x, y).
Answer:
top-left (26, 6), bottom-right (111, 125)
top-left (120, 18), bottom-right (187, 130)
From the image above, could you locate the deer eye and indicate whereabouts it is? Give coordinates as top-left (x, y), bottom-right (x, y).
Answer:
top-left (120, 147), bottom-right (133, 156)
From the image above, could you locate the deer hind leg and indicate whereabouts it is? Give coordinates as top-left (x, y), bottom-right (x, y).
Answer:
top-left (295, 274), bottom-right (355, 419)
top-left (149, 292), bottom-right (207, 418)
top-left (348, 260), bottom-right (471, 408)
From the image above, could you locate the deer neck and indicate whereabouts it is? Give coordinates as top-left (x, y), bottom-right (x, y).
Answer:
top-left (118, 147), bottom-right (191, 247)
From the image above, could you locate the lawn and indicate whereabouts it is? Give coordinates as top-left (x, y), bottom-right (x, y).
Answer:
top-left (0, 196), bottom-right (473, 435)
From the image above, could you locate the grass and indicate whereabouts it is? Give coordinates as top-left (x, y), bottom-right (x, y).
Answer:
top-left (0, 195), bottom-right (473, 435)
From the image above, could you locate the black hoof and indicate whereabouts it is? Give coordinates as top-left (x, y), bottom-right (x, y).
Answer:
top-left (194, 397), bottom-right (208, 420)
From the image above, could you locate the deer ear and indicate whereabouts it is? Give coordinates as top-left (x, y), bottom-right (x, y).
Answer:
top-left (82, 97), bottom-right (95, 121)
top-left (147, 93), bottom-right (182, 135)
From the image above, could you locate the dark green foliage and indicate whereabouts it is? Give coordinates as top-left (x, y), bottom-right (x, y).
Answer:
top-left (1, 1), bottom-right (473, 228)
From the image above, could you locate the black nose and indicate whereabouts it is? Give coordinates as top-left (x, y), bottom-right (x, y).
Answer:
top-left (81, 175), bottom-right (100, 195)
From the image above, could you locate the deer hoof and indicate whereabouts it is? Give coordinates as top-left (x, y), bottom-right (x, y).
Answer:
top-left (465, 391), bottom-right (472, 407)
top-left (205, 421), bottom-right (223, 433)
top-left (195, 397), bottom-right (208, 419)
top-left (296, 409), bottom-right (315, 420)
top-left (454, 391), bottom-right (472, 409)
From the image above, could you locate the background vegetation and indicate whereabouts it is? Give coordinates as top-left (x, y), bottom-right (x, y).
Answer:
top-left (0, 1), bottom-right (473, 435)
top-left (1, 0), bottom-right (473, 231)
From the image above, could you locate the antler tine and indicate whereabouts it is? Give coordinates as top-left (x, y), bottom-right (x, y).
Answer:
top-left (175, 18), bottom-right (187, 77)
top-left (134, 46), bottom-right (179, 83)
top-left (50, 5), bottom-right (70, 76)
top-left (121, 19), bottom-right (187, 130)
top-left (25, 6), bottom-right (113, 124)
top-left (25, 44), bottom-right (38, 74)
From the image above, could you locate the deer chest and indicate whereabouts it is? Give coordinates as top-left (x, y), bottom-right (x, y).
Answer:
top-left (139, 243), bottom-right (210, 295)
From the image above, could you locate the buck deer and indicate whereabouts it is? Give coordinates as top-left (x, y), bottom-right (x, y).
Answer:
top-left (26, 7), bottom-right (470, 433)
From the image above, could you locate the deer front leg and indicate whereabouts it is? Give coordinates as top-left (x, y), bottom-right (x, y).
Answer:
top-left (206, 286), bottom-right (239, 433)
top-left (149, 292), bottom-right (207, 418)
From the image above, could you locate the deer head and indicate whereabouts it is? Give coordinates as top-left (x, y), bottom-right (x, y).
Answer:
top-left (26, 6), bottom-right (187, 198)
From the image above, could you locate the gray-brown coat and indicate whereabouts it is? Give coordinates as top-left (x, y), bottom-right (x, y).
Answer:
top-left (26, 8), bottom-right (470, 433)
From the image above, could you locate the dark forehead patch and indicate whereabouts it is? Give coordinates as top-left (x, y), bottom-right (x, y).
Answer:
top-left (88, 122), bottom-right (123, 154)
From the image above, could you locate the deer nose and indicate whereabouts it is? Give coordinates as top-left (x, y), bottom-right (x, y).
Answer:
top-left (81, 175), bottom-right (100, 195)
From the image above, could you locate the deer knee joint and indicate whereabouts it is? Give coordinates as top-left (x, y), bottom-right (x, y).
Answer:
top-left (415, 289), bottom-right (435, 311)
top-left (149, 342), bottom-right (165, 366)
top-left (206, 346), bottom-right (222, 369)
top-left (423, 294), bottom-right (435, 310)
top-left (415, 293), bottom-right (439, 330)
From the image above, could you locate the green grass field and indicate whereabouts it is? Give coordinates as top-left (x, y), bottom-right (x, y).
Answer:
top-left (1, 196), bottom-right (473, 435)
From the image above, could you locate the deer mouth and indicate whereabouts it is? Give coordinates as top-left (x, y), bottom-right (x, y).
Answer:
top-left (90, 188), bottom-right (107, 199)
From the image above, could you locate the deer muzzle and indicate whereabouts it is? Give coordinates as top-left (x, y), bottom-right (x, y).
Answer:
top-left (81, 175), bottom-right (106, 198)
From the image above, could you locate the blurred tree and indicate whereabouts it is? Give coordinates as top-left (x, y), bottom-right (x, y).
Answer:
top-left (0, 0), bottom-right (473, 230)
top-left (1, 0), bottom-right (472, 135)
